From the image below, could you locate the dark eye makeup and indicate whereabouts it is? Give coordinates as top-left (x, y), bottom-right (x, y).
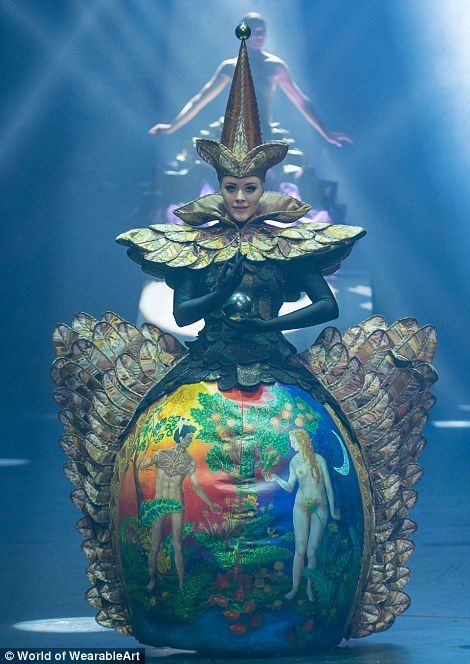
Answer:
top-left (223, 182), bottom-right (259, 193)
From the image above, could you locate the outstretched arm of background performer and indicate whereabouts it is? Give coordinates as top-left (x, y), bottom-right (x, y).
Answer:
top-left (172, 256), bottom-right (244, 327)
top-left (276, 63), bottom-right (352, 148)
top-left (318, 455), bottom-right (340, 519)
top-left (189, 466), bottom-right (221, 513)
top-left (148, 61), bottom-right (232, 136)
top-left (232, 270), bottom-right (338, 334)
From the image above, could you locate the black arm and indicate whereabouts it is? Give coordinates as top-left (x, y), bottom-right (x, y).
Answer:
top-left (262, 271), bottom-right (338, 333)
top-left (172, 273), bottom-right (225, 327)
top-left (172, 256), bottom-right (244, 327)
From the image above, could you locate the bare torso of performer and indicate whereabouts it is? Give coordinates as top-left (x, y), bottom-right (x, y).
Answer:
top-left (149, 14), bottom-right (351, 148)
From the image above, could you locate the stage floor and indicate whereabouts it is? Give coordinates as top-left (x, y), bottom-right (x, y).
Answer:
top-left (1, 393), bottom-right (469, 663)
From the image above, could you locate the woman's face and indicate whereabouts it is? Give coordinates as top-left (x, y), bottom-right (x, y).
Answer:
top-left (220, 176), bottom-right (264, 224)
top-left (289, 433), bottom-right (300, 451)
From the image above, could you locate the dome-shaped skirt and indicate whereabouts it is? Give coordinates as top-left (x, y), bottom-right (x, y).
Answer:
top-left (111, 381), bottom-right (371, 654)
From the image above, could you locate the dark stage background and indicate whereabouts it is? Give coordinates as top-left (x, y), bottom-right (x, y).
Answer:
top-left (1, 0), bottom-right (469, 661)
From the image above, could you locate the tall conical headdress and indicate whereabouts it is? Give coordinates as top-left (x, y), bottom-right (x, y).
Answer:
top-left (196, 22), bottom-right (288, 180)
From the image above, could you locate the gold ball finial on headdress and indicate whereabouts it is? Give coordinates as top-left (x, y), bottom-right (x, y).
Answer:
top-left (235, 22), bottom-right (251, 40)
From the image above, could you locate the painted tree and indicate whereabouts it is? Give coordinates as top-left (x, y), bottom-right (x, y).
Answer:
top-left (190, 386), bottom-right (320, 481)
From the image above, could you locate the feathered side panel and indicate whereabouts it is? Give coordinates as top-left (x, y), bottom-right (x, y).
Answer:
top-left (52, 312), bottom-right (185, 633)
top-left (297, 316), bottom-right (437, 638)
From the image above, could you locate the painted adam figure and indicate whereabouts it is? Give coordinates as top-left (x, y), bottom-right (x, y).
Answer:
top-left (138, 421), bottom-right (221, 591)
top-left (53, 22), bottom-right (437, 654)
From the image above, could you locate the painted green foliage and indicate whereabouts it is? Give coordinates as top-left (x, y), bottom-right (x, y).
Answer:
top-left (137, 409), bottom-right (181, 453)
top-left (173, 573), bottom-right (213, 620)
top-left (193, 499), bottom-right (293, 570)
top-left (297, 525), bottom-right (362, 624)
top-left (130, 408), bottom-right (183, 509)
top-left (140, 497), bottom-right (184, 526)
top-left (119, 490), bottom-right (361, 639)
top-left (190, 386), bottom-right (320, 479)
top-left (120, 497), bottom-right (297, 629)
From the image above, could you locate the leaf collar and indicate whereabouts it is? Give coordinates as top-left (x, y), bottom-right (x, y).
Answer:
top-left (174, 191), bottom-right (311, 227)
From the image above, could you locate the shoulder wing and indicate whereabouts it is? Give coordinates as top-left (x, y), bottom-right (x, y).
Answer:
top-left (243, 220), bottom-right (366, 271)
top-left (116, 223), bottom-right (239, 274)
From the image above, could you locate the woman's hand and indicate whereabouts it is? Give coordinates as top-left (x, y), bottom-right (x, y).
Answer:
top-left (332, 508), bottom-right (341, 520)
top-left (148, 123), bottom-right (173, 136)
top-left (263, 472), bottom-right (279, 482)
top-left (216, 255), bottom-right (244, 297)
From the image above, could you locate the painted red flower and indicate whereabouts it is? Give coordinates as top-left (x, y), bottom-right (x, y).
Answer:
top-left (230, 623), bottom-right (247, 634)
top-left (302, 619), bottom-right (315, 632)
top-left (211, 594), bottom-right (229, 606)
top-left (223, 609), bottom-right (240, 621)
top-left (215, 574), bottom-right (230, 589)
top-left (242, 599), bottom-right (256, 614)
top-left (286, 627), bottom-right (296, 642)
top-left (249, 615), bottom-right (262, 629)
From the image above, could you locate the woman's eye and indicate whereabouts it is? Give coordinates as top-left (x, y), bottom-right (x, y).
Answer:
top-left (246, 186), bottom-right (257, 193)
top-left (225, 185), bottom-right (236, 192)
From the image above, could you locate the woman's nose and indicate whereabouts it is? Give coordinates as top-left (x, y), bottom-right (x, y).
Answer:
top-left (235, 188), bottom-right (245, 202)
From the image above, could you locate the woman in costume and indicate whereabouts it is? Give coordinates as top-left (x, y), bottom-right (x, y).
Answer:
top-left (53, 24), bottom-right (437, 654)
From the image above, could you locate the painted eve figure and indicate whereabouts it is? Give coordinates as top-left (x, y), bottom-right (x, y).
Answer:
top-left (139, 423), bottom-right (220, 591)
top-left (267, 429), bottom-right (340, 601)
top-left (148, 13), bottom-right (351, 148)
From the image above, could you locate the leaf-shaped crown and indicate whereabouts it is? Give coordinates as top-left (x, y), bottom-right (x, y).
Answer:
top-left (196, 140), bottom-right (288, 180)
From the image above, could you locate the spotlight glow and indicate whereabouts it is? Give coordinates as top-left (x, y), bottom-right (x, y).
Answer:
top-left (0, 0), bottom-right (148, 163)
top-left (0, 458), bottom-right (31, 467)
top-left (348, 285), bottom-right (372, 297)
top-left (145, 647), bottom-right (196, 658)
top-left (13, 617), bottom-right (108, 633)
top-left (432, 420), bottom-right (470, 429)
top-left (0, 0), bottom-right (105, 162)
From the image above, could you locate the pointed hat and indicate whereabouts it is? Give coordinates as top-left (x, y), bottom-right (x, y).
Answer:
top-left (196, 22), bottom-right (288, 180)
